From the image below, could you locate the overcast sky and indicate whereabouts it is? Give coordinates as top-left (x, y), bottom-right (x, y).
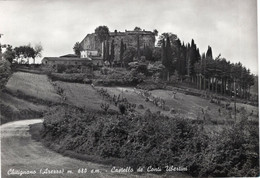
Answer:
top-left (0, 0), bottom-right (258, 74)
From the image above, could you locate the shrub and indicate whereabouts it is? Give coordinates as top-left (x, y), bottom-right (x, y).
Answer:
top-left (0, 59), bottom-right (11, 91)
top-left (137, 104), bottom-right (144, 109)
top-left (49, 73), bottom-right (91, 83)
top-left (42, 106), bottom-right (259, 177)
top-left (56, 64), bottom-right (67, 73)
top-left (118, 104), bottom-right (126, 115)
top-left (100, 103), bottom-right (110, 112)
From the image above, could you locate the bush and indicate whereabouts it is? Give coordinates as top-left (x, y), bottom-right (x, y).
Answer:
top-left (56, 64), bottom-right (67, 73)
top-left (48, 73), bottom-right (92, 83)
top-left (118, 104), bottom-right (126, 114)
top-left (100, 103), bottom-right (110, 112)
top-left (93, 69), bottom-right (145, 87)
top-left (137, 104), bottom-right (144, 109)
top-left (42, 106), bottom-right (259, 177)
top-left (0, 59), bottom-right (11, 91)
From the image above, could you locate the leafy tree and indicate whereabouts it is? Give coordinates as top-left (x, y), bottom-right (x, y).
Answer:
top-left (134, 27), bottom-right (142, 31)
top-left (157, 33), bottom-right (178, 47)
top-left (33, 43), bottom-right (43, 63)
top-left (123, 47), bottom-right (136, 67)
top-left (14, 45), bottom-right (35, 64)
top-left (152, 47), bottom-right (161, 61)
top-left (0, 59), bottom-right (11, 91)
top-left (153, 29), bottom-right (158, 36)
top-left (13, 44), bottom-right (42, 64)
top-left (0, 43), bottom-right (2, 60)
top-left (95, 26), bottom-right (110, 42)
top-left (73, 42), bottom-right (82, 57)
top-left (141, 45), bottom-right (153, 61)
top-left (3, 45), bottom-right (15, 63)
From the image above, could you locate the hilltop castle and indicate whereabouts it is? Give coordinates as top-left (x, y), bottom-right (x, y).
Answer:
top-left (80, 29), bottom-right (156, 62)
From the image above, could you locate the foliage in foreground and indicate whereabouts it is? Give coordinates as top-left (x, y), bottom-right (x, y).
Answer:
top-left (0, 59), bottom-right (11, 91)
top-left (42, 106), bottom-right (259, 177)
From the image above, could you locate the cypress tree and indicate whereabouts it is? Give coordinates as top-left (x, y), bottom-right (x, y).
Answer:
top-left (110, 39), bottom-right (115, 66)
top-left (106, 40), bottom-right (110, 62)
top-left (161, 39), bottom-right (166, 63)
top-left (137, 34), bottom-right (140, 60)
top-left (206, 46), bottom-right (213, 59)
top-left (165, 37), bottom-right (172, 81)
top-left (120, 39), bottom-right (124, 67)
top-left (103, 41), bottom-right (106, 62)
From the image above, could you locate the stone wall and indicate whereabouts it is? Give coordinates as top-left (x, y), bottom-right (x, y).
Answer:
top-left (80, 34), bottom-right (102, 56)
top-left (80, 30), bottom-right (155, 62)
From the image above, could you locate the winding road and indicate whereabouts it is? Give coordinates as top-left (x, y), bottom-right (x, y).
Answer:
top-left (1, 119), bottom-right (181, 178)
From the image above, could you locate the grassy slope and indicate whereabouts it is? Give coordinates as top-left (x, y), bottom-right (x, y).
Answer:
top-left (153, 89), bottom-right (258, 120)
top-left (96, 86), bottom-right (258, 123)
top-left (6, 72), bottom-right (61, 103)
top-left (99, 87), bottom-right (163, 114)
top-left (0, 92), bottom-right (47, 111)
top-left (0, 92), bottom-right (48, 124)
top-left (54, 81), bottom-right (118, 111)
top-left (1, 72), bottom-right (60, 124)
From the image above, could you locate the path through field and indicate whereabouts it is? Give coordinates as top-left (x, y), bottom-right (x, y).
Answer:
top-left (1, 119), bottom-right (179, 178)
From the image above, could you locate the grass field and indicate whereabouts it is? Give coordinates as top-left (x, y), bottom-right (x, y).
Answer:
top-left (54, 81), bottom-right (118, 111)
top-left (0, 92), bottom-right (47, 111)
top-left (98, 87), bottom-right (163, 114)
top-left (0, 92), bottom-right (47, 124)
top-left (96, 86), bottom-right (258, 123)
top-left (6, 72), bottom-right (61, 103)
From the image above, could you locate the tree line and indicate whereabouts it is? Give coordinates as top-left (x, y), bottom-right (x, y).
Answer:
top-left (73, 25), bottom-right (255, 99)
top-left (2, 43), bottom-right (43, 64)
top-left (159, 33), bottom-right (255, 99)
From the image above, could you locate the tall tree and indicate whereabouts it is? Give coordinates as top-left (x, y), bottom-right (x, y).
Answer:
top-left (95, 26), bottom-right (110, 42)
top-left (123, 47), bottom-right (136, 67)
top-left (105, 40), bottom-right (110, 62)
top-left (134, 27), bottom-right (142, 31)
top-left (153, 29), bottom-right (159, 36)
top-left (157, 33), bottom-right (178, 47)
top-left (162, 37), bottom-right (172, 81)
top-left (110, 40), bottom-right (115, 66)
top-left (120, 39), bottom-right (125, 67)
top-left (0, 59), bottom-right (11, 91)
top-left (137, 34), bottom-right (140, 60)
top-left (14, 45), bottom-right (35, 64)
top-left (3, 45), bottom-right (15, 63)
top-left (73, 42), bottom-right (82, 57)
top-left (152, 47), bottom-right (161, 61)
top-left (206, 46), bottom-right (213, 59)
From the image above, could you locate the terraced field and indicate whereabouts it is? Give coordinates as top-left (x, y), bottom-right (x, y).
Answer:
top-left (6, 72), bottom-right (61, 103)
top-left (54, 81), bottom-right (118, 111)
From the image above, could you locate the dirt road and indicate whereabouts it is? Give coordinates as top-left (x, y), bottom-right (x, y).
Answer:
top-left (1, 119), bottom-right (178, 178)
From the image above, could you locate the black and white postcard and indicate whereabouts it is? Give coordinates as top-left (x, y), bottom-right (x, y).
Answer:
top-left (0, 0), bottom-right (259, 177)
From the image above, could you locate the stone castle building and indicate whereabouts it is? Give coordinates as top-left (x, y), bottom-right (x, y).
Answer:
top-left (80, 29), bottom-right (156, 62)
